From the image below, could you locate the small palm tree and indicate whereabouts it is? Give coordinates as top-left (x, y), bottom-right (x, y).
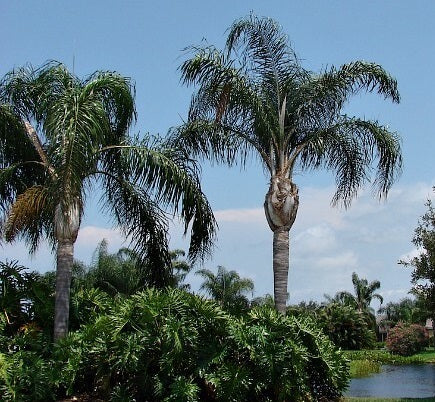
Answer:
top-left (0, 62), bottom-right (216, 339)
top-left (173, 14), bottom-right (402, 311)
top-left (337, 272), bottom-right (384, 314)
top-left (196, 266), bottom-right (254, 313)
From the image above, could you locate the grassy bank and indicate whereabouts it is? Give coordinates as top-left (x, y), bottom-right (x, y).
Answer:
top-left (345, 348), bottom-right (435, 378)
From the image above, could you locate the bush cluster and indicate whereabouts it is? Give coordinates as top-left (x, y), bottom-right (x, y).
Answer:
top-left (318, 304), bottom-right (376, 350)
top-left (0, 288), bottom-right (349, 401)
top-left (386, 322), bottom-right (429, 356)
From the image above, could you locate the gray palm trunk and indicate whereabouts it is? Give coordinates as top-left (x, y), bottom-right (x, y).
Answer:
top-left (54, 240), bottom-right (74, 340)
top-left (53, 202), bottom-right (80, 340)
top-left (264, 175), bottom-right (299, 312)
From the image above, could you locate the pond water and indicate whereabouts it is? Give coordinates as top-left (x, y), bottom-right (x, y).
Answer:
top-left (345, 364), bottom-right (435, 398)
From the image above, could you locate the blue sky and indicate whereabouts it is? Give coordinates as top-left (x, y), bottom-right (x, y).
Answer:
top-left (1, 1), bottom-right (434, 306)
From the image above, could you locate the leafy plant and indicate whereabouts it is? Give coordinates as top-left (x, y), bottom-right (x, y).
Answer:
top-left (0, 351), bottom-right (55, 401)
top-left (319, 303), bottom-right (376, 350)
top-left (52, 288), bottom-right (348, 401)
top-left (386, 322), bottom-right (429, 356)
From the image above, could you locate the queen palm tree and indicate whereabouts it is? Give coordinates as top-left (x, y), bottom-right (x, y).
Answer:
top-left (196, 265), bottom-right (254, 313)
top-left (337, 272), bottom-right (384, 314)
top-left (172, 14), bottom-right (402, 312)
top-left (0, 62), bottom-right (216, 339)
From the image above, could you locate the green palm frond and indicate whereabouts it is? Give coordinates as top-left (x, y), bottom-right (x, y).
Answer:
top-left (100, 137), bottom-right (217, 261)
top-left (0, 105), bottom-right (46, 212)
top-left (100, 173), bottom-right (171, 279)
top-left (226, 13), bottom-right (300, 96)
top-left (173, 14), bottom-right (402, 207)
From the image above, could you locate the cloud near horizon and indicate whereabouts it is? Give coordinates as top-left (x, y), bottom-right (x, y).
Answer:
top-left (2, 182), bottom-right (433, 305)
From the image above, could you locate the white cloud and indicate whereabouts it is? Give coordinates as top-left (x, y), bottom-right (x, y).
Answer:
top-left (398, 248), bottom-right (422, 262)
top-left (1, 182), bottom-right (432, 305)
top-left (76, 226), bottom-right (126, 248)
top-left (214, 208), bottom-right (264, 223)
top-left (315, 251), bottom-right (358, 270)
top-left (294, 224), bottom-right (337, 254)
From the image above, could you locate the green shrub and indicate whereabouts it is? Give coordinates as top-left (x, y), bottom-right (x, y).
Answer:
top-left (386, 322), bottom-right (429, 356)
top-left (319, 303), bottom-right (376, 350)
top-left (54, 288), bottom-right (349, 401)
top-left (344, 349), bottom-right (424, 364)
top-left (0, 351), bottom-right (55, 401)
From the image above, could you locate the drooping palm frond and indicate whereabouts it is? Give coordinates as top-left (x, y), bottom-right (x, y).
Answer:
top-left (99, 136), bottom-right (217, 261)
top-left (3, 185), bottom-right (54, 252)
top-left (174, 14), bottom-right (402, 207)
top-left (296, 117), bottom-right (402, 206)
top-left (225, 13), bottom-right (300, 100)
top-left (0, 105), bottom-right (46, 214)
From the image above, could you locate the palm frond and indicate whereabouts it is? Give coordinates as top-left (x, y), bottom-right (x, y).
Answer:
top-left (81, 71), bottom-right (136, 140)
top-left (291, 61), bottom-right (399, 133)
top-left (100, 172), bottom-right (171, 280)
top-left (297, 117), bottom-right (401, 206)
top-left (226, 13), bottom-right (300, 100)
top-left (3, 185), bottom-right (54, 252)
top-left (100, 137), bottom-right (217, 261)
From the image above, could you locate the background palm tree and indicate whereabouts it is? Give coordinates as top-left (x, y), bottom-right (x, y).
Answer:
top-left (337, 272), bottom-right (384, 314)
top-left (196, 265), bottom-right (254, 313)
top-left (169, 249), bottom-right (193, 290)
top-left (0, 62), bottom-right (216, 339)
top-left (172, 14), bottom-right (402, 312)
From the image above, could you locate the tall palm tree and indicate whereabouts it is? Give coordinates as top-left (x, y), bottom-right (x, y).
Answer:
top-left (196, 265), bottom-right (254, 312)
top-left (0, 62), bottom-right (216, 339)
top-left (337, 272), bottom-right (384, 314)
top-left (172, 14), bottom-right (402, 312)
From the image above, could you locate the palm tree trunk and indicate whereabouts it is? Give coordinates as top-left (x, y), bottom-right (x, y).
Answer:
top-left (53, 201), bottom-right (80, 341)
top-left (273, 228), bottom-right (289, 312)
top-left (54, 240), bottom-right (74, 340)
top-left (264, 175), bottom-right (299, 312)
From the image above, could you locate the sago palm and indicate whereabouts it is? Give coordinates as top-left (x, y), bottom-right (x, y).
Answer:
top-left (173, 14), bottom-right (402, 311)
top-left (0, 62), bottom-right (216, 339)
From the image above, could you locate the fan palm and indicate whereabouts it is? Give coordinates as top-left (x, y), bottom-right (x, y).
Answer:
top-left (0, 62), bottom-right (216, 339)
top-left (173, 14), bottom-right (402, 311)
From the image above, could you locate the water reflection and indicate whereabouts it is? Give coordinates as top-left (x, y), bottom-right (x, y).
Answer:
top-left (346, 364), bottom-right (435, 398)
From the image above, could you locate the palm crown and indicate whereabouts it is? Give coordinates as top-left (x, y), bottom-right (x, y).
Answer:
top-left (173, 14), bottom-right (402, 311)
top-left (178, 16), bottom-right (401, 204)
top-left (0, 62), bottom-right (216, 338)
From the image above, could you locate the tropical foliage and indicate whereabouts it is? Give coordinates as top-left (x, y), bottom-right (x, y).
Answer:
top-left (319, 303), bottom-right (376, 350)
top-left (196, 265), bottom-right (254, 314)
top-left (172, 13), bottom-right (402, 311)
top-left (400, 188), bottom-right (435, 323)
top-left (0, 62), bottom-right (216, 339)
top-left (334, 272), bottom-right (383, 315)
top-left (0, 286), bottom-right (349, 401)
top-left (378, 297), bottom-right (428, 327)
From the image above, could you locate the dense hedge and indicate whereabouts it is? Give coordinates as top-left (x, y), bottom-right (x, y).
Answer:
top-left (0, 288), bottom-right (349, 401)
